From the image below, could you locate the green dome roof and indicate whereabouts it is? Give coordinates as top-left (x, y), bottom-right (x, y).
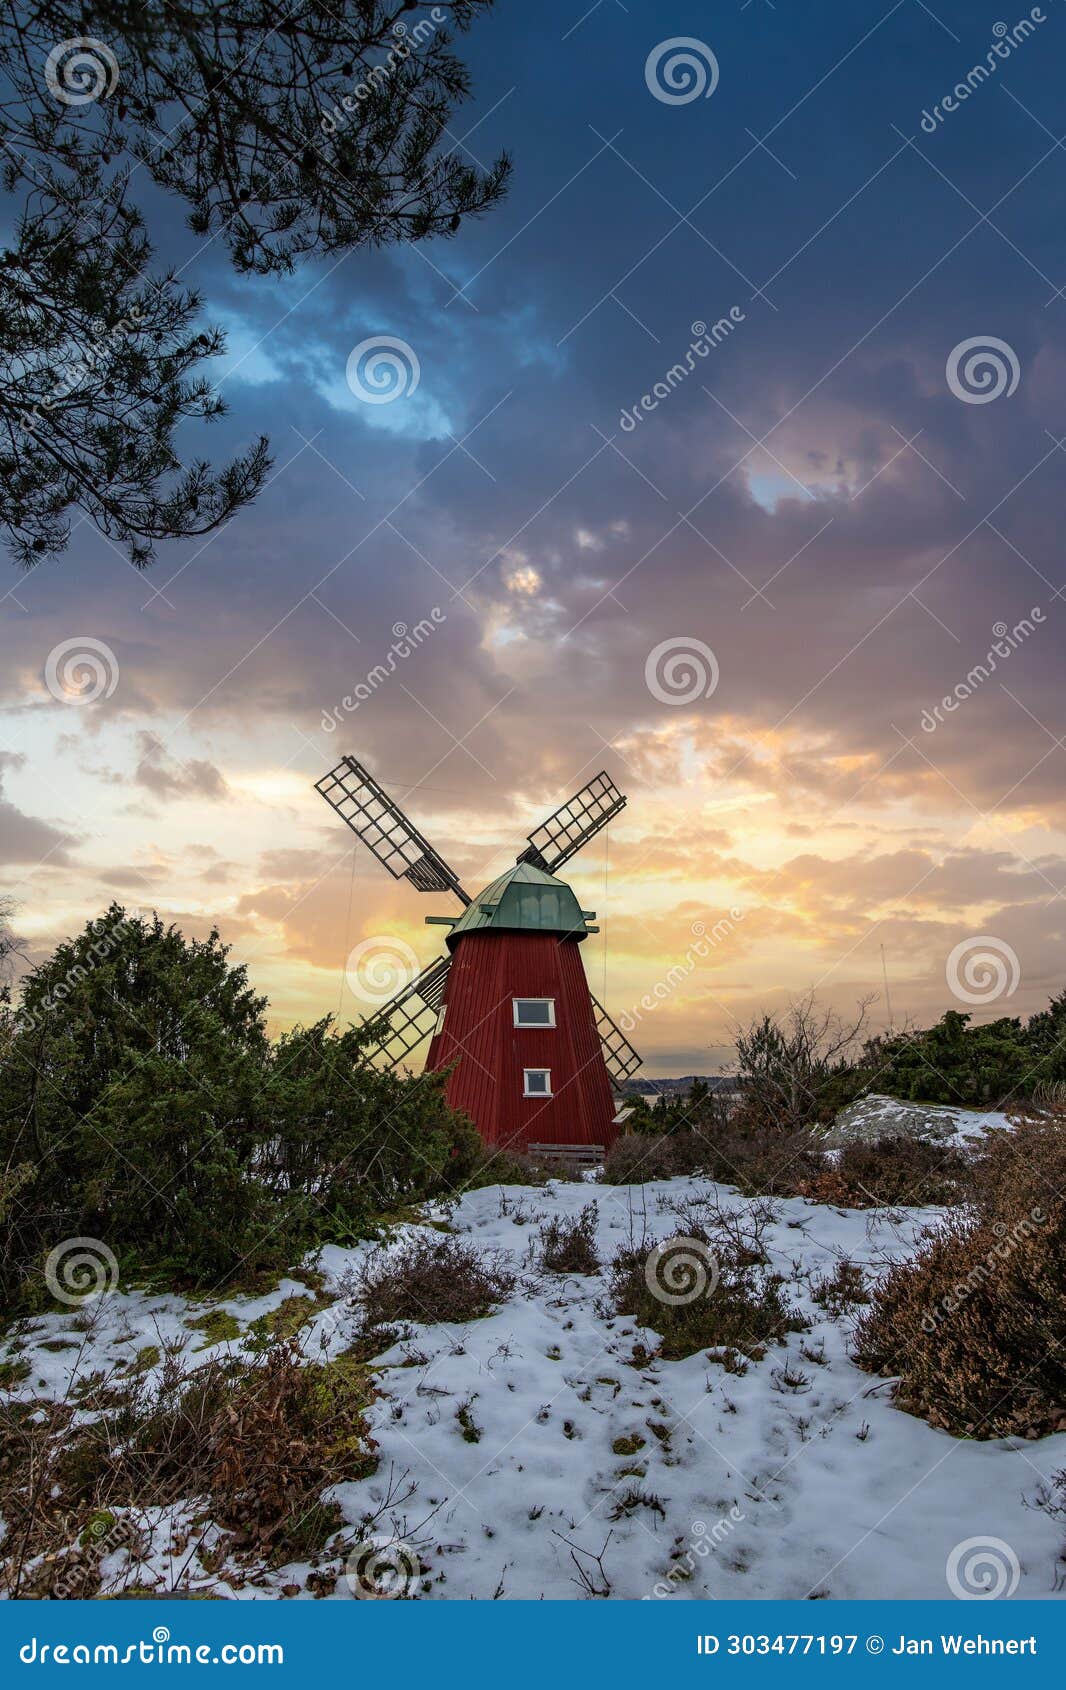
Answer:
top-left (441, 862), bottom-right (593, 950)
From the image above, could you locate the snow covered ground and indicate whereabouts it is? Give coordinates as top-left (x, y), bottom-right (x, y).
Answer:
top-left (4, 1165), bottom-right (1064, 1602)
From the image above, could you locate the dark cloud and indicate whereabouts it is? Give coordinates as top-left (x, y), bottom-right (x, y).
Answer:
top-left (0, 754), bottom-right (74, 866)
top-left (132, 732), bottom-right (229, 802)
top-left (96, 863), bottom-right (173, 890)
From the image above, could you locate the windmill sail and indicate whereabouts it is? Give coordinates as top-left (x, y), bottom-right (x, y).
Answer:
top-left (518, 771), bottom-right (626, 872)
top-left (316, 756), bottom-right (471, 905)
top-left (589, 992), bottom-right (642, 1086)
top-left (357, 954), bottom-right (452, 1069)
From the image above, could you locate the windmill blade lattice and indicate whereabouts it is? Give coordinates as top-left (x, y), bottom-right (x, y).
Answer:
top-left (518, 771), bottom-right (626, 872)
top-left (358, 954), bottom-right (452, 1069)
top-left (316, 756), bottom-right (471, 905)
top-left (589, 992), bottom-right (642, 1086)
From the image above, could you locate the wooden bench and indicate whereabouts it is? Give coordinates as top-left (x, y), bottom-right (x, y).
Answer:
top-left (527, 1141), bottom-right (605, 1171)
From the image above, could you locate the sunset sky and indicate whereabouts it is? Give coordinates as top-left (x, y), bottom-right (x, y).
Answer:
top-left (4, 0), bottom-right (1066, 1075)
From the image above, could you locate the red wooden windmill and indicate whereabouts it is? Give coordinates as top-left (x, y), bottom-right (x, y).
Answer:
top-left (315, 758), bottom-right (642, 1156)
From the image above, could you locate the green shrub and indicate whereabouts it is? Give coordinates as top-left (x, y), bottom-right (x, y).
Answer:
top-left (607, 1227), bottom-right (808, 1362)
top-left (537, 1204), bottom-right (600, 1274)
top-left (455, 1146), bottom-right (555, 1190)
top-left (264, 1020), bottom-right (480, 1243)
top-left (0, 907), bottom-right (299, 1301)
top-left (0, 907), bottom-right (486, 1306)
top-left (354, 1233), bottom-right (516, 1330)
top-left (870, 1010), bottom-right (1031, 1106)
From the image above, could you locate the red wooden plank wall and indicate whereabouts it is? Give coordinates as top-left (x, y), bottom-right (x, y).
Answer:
top-left (425, 931), bottom-right (617, 1151)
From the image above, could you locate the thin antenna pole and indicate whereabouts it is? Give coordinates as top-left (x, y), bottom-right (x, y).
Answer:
top-left (880, 943), bottom-right (893, 1031)
top-left (602, 825), bottom-right (609, 1004)
top-left (338, 847), bottom-right (357, 1017)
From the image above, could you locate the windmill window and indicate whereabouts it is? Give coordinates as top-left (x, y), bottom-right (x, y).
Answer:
top-left (513, 997), bottom-right (556, 1028)
top-left (523, 1068), bottom-right (552, 1097)
top-left (434, 1004), bottom-right (446, 1036)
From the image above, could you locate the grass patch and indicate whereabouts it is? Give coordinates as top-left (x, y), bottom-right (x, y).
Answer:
top-left (611, 1434), bottom-right (646, 1457)
top-left (184, 1309), bottom-right (241, 1347)
top-left (118, 1345), bottom-right (161, 1376)
top-left (607, 1486), bottom-right (665, 1521)
top-left (245, 1292), bottom-right (333, 1353)
top-left (455, 1401), bottom-right (481, 1443)
top-left (462, 1148), bottom-right (555, 1189)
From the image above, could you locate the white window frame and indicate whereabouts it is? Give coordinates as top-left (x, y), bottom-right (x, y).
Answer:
top-left (433, 1003), bottom-right (446, 1036)
top-left (513, 997), bottom-right (556, 1028)
top-left (523, 1067), bottom-right (552, 1098)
